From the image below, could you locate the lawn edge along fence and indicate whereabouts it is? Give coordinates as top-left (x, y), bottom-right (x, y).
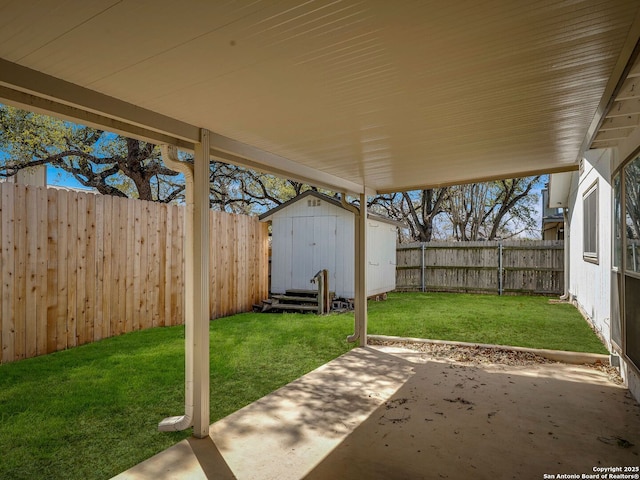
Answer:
top-left (0, 183), bottom-right (269, 364)
top-left (396, 240), bottom-right (564, 296)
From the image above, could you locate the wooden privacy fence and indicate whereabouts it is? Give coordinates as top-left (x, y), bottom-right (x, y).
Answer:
top-left (396, 240), bottom-right (564, 295)
top-left (0, 183), bottom-right (269, 364)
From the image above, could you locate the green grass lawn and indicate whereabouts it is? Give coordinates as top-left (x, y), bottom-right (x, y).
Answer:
top-left (0, 292), bottom-right (607, 479)
top-left (368, 292), bottom-right (608, 354)
top-left (0, 313), bottom-right (354, 480)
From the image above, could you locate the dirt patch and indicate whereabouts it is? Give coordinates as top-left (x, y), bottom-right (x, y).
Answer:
top-left (368, 338), bottom-right (624, 384)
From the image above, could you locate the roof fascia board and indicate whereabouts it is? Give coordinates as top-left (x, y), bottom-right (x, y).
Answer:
top-left (579, 11), bottom-right (640, 156)
top-left (376, 164), bottom-right (578, 194)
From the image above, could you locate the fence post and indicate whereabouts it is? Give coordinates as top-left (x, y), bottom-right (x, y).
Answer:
top-left (498, 242), bottom-right (503, 296)
top-left (421, 242), bottom-right (426, 292)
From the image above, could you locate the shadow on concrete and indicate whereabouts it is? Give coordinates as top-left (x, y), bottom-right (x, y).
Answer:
top-left (114, 346), bottom-right (640, 479)
top-left (187, 436), bottom-right (237, 480)
top-left (302, 347), bottom-right (640, 480)
top-left (208, 347), bottom-right (416, 479)
top-left (112, 435), bottom-right (236, 480)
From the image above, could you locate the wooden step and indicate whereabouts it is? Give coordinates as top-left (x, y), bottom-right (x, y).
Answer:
top-left (272, 294), bottom-right (318, 303)
top-left (285, 289), bottom-right (319, 296)
top-left (269, 304), bottom-right (319, 312)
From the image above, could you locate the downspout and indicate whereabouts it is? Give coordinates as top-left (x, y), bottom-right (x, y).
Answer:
top-left (158, 144), bottom-right (195, 432)
top-left (560, 207), bottom-right (570, 301)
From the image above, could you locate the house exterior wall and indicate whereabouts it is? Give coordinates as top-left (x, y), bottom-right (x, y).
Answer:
top-left (566, 149), bottom-right (612, 349)
top-left (268, 196), bottom-right (396, 298)
top-left (561, 146), bottom-right (640, 403)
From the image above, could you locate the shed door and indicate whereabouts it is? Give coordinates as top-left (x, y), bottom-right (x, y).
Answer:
top-left (291, 216), bottom-right (337, 290)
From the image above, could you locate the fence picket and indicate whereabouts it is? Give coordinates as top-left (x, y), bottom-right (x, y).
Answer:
top-left (25, 186), bottom-right (39, 359)
top-left (75, 193), bottom-right (87, 345)
top-left (36, 187), bottom-right (48, 355)
top-left (396, 240), bottom-right (564, 295)
top-left (13, 185), bottom-right (27, 360)
top-left (85, 193), bottom-right (96, 343)
top-left (46, 189), bottom-right (58, 354)
top-left (0, 185), bottom-right (268, 364)
top-left (1, 185), bottom-right (15, 363)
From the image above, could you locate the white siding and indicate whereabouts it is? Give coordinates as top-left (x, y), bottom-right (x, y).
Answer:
top-left (271, 217), bottom-right (293, 294)
top-left (567, 149), bottom-right (612, 348)
top-left (267, 195), bottom-right (397, 298)
top-left (289, 215), bottom-right (338, 290)
top-left (367, 220), bottom-right (397, 296)
top-left (335, 215), bottom-right (355, 298)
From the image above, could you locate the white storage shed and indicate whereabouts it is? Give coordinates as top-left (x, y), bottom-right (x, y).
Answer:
top-left (259, 191), bottom-right (401, 299)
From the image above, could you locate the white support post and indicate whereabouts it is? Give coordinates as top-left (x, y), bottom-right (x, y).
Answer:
top-left (158, 129), bottom-right (210, 437)
top-left (192, 129), bottom-right (211, 438)
top-left (353, 193), bottom-right (368, 346)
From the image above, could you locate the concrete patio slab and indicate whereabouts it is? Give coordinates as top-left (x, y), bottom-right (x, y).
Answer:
top-left (113, 345), bottom-right (640, 480)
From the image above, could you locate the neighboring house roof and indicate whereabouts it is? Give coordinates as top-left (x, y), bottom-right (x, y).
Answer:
top-left (258, 190), bottom-right (404, 228)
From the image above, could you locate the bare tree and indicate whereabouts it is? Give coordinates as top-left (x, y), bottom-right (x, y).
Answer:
top-left (370, 189), bottom-right (448, 242)
top-left (445, 177), bottom-right (541, 241)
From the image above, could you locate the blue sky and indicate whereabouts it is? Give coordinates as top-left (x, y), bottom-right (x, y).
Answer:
top-left (46, 164), bottom-right (91, 189)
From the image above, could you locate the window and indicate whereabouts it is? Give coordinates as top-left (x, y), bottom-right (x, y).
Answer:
top-left (626, 157), bottom-right (640, 274)
top-left (583, 181), bottom-right (598, 262)
top-left (613, 173), bottom-right (622, 269)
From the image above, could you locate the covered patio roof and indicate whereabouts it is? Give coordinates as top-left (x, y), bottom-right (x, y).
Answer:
top-left (2, 1), bottom-right (640, 194)
top-left (3, 0), bottom-right (640, 451)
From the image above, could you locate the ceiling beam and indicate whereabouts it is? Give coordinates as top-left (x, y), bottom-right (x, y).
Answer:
top-left (208, 133), bottom-right (366, 195)
top-left (0, 57), bottom-right (367, 195)
top-left (0, 58), bottom-right (201, 145)
top-left (0, 85), bottom-right (194, 150)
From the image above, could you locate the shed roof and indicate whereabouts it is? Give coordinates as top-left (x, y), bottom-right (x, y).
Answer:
top-left (2, 1), bottom-right (639, 194)
top-left (258, 190), bottom-right (404, 227)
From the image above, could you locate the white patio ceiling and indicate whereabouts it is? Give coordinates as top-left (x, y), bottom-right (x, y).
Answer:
top-left (1, 0), bottom-right (639, 194)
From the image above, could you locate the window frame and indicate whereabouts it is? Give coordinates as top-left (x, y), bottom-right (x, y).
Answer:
top-left (624, 157), bottom-right (640, 278)
top-left (583, 180), bottom-right (599, 263)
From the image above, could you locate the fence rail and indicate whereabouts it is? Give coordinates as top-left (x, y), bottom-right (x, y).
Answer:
top-left (396, 240), bottom-right (564, 295)
top-left (0, 184), bottom-right (269, 364)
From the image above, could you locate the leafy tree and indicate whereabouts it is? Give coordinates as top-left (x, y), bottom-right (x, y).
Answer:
top-left (209, 165), bottom-right (319, 213)
top-left (0, 105), bottom-right (320, 211)
top-left (0, 105), bottom-right (183, 202)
